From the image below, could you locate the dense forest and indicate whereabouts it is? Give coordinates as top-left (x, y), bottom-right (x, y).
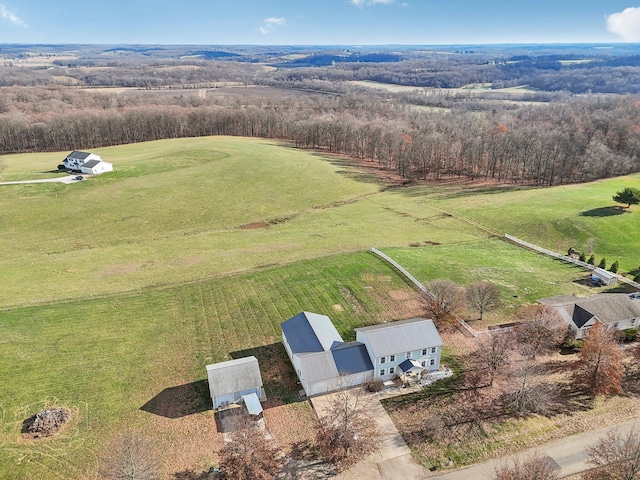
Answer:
top-left (1, 43), bottom-right (640, 186)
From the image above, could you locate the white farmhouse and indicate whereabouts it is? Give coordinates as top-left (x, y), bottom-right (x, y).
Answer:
top-left (62, 151), bottom-right (113, 175)
top-left (355, 318), bottom-right (443, 382)
top-left (281, 312), bottom-right (444, 396)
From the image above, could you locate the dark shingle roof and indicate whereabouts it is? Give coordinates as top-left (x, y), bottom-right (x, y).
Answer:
top-left (66, 150), bottom-right (91, 160)
top-left (82, 159), bottom-right (101, 168)
top-left (281, 312), bottom-right (343, 354)
top-left (331, 342), bottom-right (374, 375)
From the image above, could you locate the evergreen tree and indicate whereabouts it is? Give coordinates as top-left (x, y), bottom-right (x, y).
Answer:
top-left (579, 252), bottom-right (586, 262)
top-left (610, 261), bottom-right (619, 273)
top-left (587, 254), bottom-right (595, 265)
top-left (598, 258), bottom-right (607, 269)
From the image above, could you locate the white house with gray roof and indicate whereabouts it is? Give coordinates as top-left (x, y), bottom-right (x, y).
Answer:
top-left (539, 293), bottom-right (640, 339)
top-left (205, 356), bottom-right (266, 409)
top-left (281, 312), bottom-right (443, 396)
top-left (281, 312), bottom-right (374, 397)
top-left (62, 150), bottom-right (113, 175)
top-left (356, 318), bottom-right (443, 382)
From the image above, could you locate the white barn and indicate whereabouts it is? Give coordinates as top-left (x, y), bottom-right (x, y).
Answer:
top-left (205, 356), bottom-right (266, 409)
top-left (281, 312), bottom-right (374, 397)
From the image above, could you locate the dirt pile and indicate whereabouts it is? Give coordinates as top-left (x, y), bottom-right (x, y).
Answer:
top-left (22, 408), bottom-right (70, 438)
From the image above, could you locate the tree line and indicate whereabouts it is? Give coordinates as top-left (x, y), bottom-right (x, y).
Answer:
top-left (1, 85), bottom-right (639, 187)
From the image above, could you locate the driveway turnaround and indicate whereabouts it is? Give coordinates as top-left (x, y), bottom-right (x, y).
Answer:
top-left (310, 389), bottom-right (428, 480)
top-left (427, 418), bottom-right (640, 479)
top-left (0, 176), bottom-right (82, 185)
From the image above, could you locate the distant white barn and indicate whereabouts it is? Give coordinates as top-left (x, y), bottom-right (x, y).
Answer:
top-left (62, 151), bottom-right (113, 175)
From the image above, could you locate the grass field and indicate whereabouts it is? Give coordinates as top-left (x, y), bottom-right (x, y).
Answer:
top-left (2, 136), bottom-right (640, 479)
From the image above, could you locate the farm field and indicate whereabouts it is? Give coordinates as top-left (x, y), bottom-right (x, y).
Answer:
top-left (2, 136), bottom-right (640, 479)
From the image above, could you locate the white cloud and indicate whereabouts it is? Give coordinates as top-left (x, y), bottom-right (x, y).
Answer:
top-left (607, 7), bottom-right (640, 41)
top-left (0, 3), bottom-right (25, 27)
top-left (350, 0), bottom-right (395, 7)
top-left (259, 17), bottom-right (286, 35)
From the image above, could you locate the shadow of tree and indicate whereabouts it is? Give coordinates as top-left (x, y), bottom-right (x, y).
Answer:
top-left (172, 467), bottom-right (218, 480)
top-left (230, 343), bottom-right (302, 404)
top-left (140, 380), bottom-right (211, 418)
top-left (580, 206), bottom-right (629, 217)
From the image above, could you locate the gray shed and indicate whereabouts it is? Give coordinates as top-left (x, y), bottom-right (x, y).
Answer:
top-left (206, 356), bottom-right (265, 409)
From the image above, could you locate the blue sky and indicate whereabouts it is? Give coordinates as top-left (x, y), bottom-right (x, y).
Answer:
top-left (1, 1), bottom-right (639, 45)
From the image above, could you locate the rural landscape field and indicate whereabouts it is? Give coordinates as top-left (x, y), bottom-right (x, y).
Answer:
top-left (1, 132), bottom-right (640, 479)
top-left (1, 4), bottom-right (640, 473)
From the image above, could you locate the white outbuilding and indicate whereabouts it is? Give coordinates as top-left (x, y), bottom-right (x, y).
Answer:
top-left (80, 159), bottom-right (113, 175)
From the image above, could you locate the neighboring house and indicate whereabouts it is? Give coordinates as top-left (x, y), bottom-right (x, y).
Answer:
top-left (205, 356), bottom-right (266, 410)
top-left (539, 293), bottom-right (640, 339)
top-left (592, 267), bottom-right (618, 286)
top-left (281, 312), bottom-right (444, 396)
top-left (80, 159), bottom-right (113, 175)
top-left (281, 312), bottom-right (374, 397)
top-left (63, 151), bottom-right (102, 171)
top-left (355, 318), bottom-right (443, 382)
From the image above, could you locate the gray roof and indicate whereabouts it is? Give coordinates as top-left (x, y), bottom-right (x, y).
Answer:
top-left (82, 159), bottom-right (101, 168)
top-left (296, 343), bottom-right (374, 384)
top-left (66, 150), bottom-right (91, 160)
top-left (355, 318), bottom-right (443, 358)
top-left (281, 312), bottom-right (343, 354)
top-left (206, 356), bottom-right (263, 397)
top-left (540, 294), bottom-right (640, 329)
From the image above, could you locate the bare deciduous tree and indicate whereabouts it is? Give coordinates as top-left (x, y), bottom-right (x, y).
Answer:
top-left (514, 304), bottom-right (565, 359)
top-left (423, 280), bottom-right (466, 329)
top-left (101, 432), bottom-right (161, 480)
top-left (475, 331), bottom-right (513, 387)
top-left (504, 359), bottom-right (550, 417)
top-left (219, 415), bottom-right (281, 480)
top-left (315, 390), bottom-right (380, 471)
top-left (493, 454), bottom-right (558, 480)
top-left (583, 429), bottom-right (640, 480)
top-left (466, 281), bottom-right (502, 320)
top-left (573, 322), bottom-right (623, 397)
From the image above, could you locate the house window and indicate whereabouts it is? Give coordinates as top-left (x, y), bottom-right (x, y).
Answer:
top-left (380, 369), bottom-right (385, 376)
top-left (389, 367), bottom-right (395, 374)
top-left (406, 351), bottom-right (412, 359)
top-left (380, 357), bottom-right (386, 364)
top-left (421, 360), bottom-right (426, 367)
top-left (422, 349), bottom-right (427, 356)
top-left (390, 355), bottom-right (395, 362)
top-left (431, 347), bottom-right (437, 354)
top-left (430, 358), bottom-right (435, 366)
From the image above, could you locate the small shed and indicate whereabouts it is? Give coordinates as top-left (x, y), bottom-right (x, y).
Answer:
top-left (206, 356), bottom-right (265, 409)
top-left (592, 268), bottom-right (618, 286)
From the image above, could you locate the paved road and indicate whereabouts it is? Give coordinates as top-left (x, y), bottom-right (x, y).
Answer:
top-left (428, 418), bottom-right (640, 479)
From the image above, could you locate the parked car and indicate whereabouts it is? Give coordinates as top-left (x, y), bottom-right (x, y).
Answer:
top-left (75, 176), bottom-right (84, 181)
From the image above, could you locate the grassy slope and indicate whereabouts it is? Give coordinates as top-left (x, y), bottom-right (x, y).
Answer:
top-left (2, 136), bottom-right (640, 478)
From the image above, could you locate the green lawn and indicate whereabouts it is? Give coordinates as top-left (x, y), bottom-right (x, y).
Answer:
top-left (2, 136), bottom-right (640, 479)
